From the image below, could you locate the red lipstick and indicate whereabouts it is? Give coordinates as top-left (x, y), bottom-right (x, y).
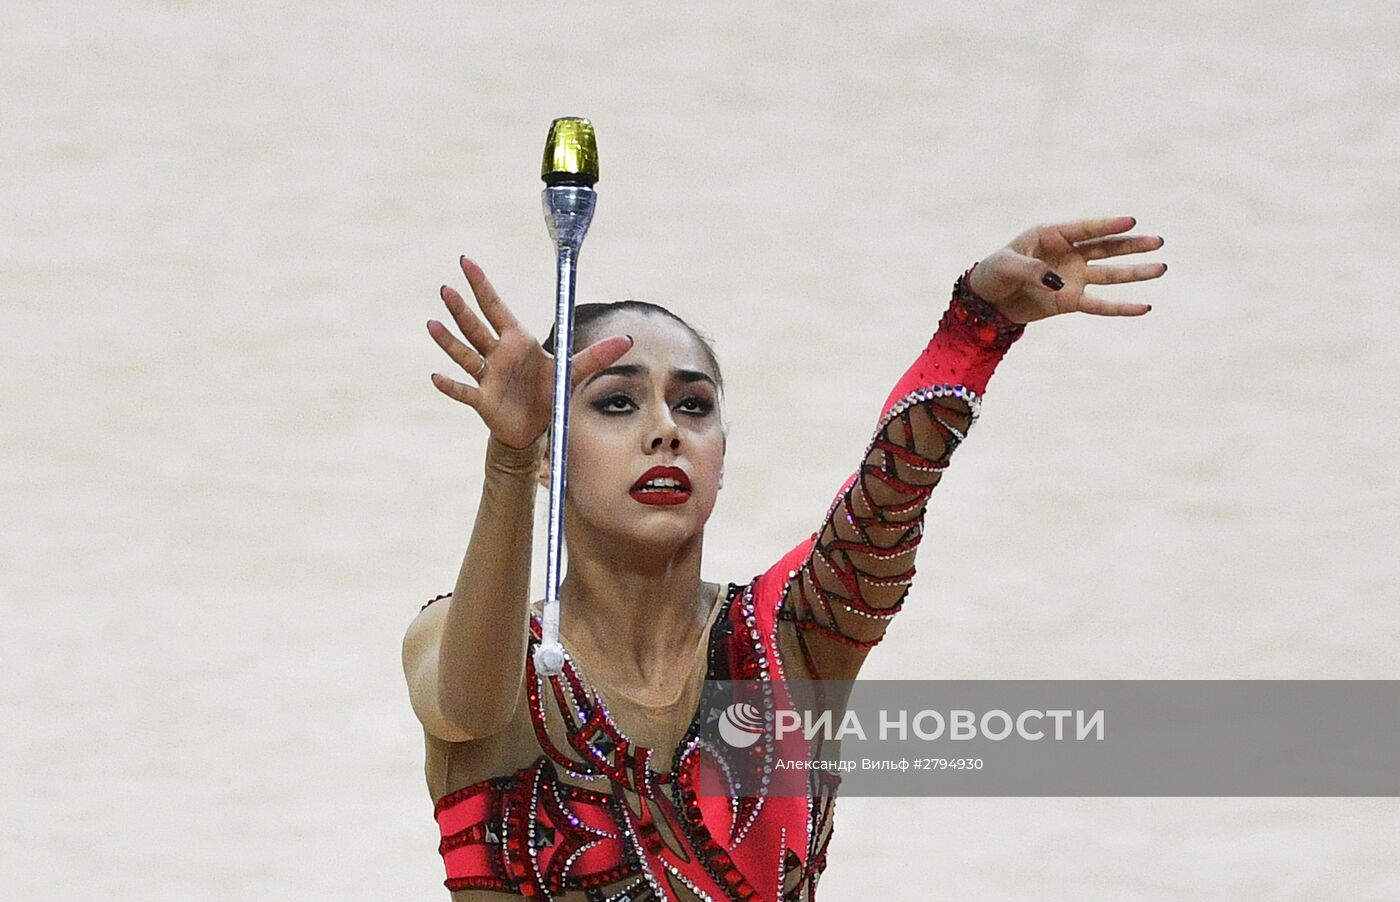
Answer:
top-left (629, 466), bottom-right (691, 506)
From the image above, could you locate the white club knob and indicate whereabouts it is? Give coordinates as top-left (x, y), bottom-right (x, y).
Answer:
top-left (534, 641), bottom-right (565, 677)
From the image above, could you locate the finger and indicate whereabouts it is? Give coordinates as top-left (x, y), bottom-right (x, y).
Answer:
top-left (1085, 262), bottom-right (1168, 285)
top-left (460, 257), bottom-right (521, 336)
top-left (1048, 215), bottom-right (1137, 243)
top-left (571, 334), bottom-right (635, 385)
top-left (1076, 295), bottom-right (1152, 317)
top-left (1076, 234), bottom-right (1164, 261)
top-left (440, 285), bottom-right (499, 353)
top-left (430, 372), bottom-right (482, 406)
top-left (426, 319), bottom-right (487, 380)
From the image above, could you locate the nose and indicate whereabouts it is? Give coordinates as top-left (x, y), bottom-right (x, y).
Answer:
top-left (647, 408), bottom-right (682, 453)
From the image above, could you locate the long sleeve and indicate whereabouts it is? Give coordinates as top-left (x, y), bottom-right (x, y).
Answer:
top-left (774, 267), bottom-right (1025, 680)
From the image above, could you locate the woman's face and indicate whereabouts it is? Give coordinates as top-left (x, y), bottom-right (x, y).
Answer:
top-left (560, 309), bottom-right (726, 554)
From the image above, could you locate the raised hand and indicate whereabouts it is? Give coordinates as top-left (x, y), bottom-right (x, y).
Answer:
top-left (428, 257), bottom-right (633, 450)
top-left (967, 216), bottom-right (1167, 324)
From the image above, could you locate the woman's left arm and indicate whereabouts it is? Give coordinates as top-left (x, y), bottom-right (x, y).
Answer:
top-left (777, 216), bottom-right (1167, 682)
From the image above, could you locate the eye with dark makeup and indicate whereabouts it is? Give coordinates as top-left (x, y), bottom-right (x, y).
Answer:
top-left (590, 394), bottom-right (635, 414)
top-left (592, 393), bottom-right (714, 418)
top-left (676, 396), bottom-right (714, 417)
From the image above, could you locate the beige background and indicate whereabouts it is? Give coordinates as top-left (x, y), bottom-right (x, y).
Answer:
top-left (4, 1), bottom-right (1398, 899)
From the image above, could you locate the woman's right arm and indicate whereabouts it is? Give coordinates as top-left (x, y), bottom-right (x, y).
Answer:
top-left (403, 435), bottom-right (544, 742)
top-left (401, 258), bottom-right (631, 742)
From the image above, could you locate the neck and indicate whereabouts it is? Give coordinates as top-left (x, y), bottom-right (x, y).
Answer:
top-left (557, 525), bottom-right (717, 687)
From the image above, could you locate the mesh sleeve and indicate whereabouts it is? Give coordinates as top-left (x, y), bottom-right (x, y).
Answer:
top-left (778, 267), bottom-right (1024, 671)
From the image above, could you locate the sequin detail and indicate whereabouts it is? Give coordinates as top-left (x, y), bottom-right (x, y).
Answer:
top-left (430, 584), bottom-right (824, 900)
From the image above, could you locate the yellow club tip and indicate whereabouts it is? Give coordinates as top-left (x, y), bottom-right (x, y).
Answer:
top-left (541, 117), bottom-right (599, 185)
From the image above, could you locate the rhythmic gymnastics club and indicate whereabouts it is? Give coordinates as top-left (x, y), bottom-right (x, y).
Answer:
top-left (534, 117), bottom-right (599, 677)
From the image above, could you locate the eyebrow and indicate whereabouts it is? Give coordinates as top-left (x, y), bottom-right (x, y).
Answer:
top-left (583, 364), bottom-right (717, 389)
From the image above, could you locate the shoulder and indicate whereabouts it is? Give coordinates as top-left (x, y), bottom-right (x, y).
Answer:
top-left (401, 592), bottom-right (474, 743)
top-left (402, 592), bottom-right (452, 658)
top-left (404, 588), bottom-right (449, 635)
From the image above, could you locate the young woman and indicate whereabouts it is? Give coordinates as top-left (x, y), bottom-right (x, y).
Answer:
top-left (403, 216), bottom-right (1166, 900)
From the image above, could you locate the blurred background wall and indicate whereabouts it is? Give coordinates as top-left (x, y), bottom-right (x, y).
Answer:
top-left (3, 1), bottom-right (1397, 898)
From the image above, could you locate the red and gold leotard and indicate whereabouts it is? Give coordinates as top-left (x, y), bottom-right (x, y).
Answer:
top-left (419, 271), bottom-right (1023, 900)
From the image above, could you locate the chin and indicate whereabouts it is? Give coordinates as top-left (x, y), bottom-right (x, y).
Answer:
top-left (585, 503), bottom-right (715, 555)
top-left (619, 512), bottom-right (707, 550)
top-left (566, 483), bottom-right (718, 549)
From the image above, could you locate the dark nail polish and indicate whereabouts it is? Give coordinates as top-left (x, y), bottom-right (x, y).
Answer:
top-left (1041, 270), bottom-right (1064, 291)
top-left (1146, 305), bottom-right (1153, 312)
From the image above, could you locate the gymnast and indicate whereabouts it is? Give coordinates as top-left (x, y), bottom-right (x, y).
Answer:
top-left (403, 216), bottom-right (1166, 899)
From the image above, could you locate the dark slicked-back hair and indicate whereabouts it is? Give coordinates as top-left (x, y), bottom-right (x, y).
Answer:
top-left (542, 300), bottom-right (723, 390)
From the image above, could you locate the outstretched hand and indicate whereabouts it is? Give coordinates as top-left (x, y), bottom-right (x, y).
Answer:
top-left (427, 257), bottom-right (634, 450)
top-left (967, 216), bottom-right (1167, 324)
